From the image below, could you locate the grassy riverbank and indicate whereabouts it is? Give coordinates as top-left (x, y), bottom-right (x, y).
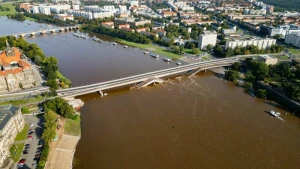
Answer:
top-left (0, 4), bottom-right (16, 16)
top-left (64, 116), bottom-right (81, 136)
top-left (115, 39), bottom-right (182, 59)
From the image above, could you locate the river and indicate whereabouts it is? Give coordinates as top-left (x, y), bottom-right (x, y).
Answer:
top-left (1, 17), bottom-right (300, 169)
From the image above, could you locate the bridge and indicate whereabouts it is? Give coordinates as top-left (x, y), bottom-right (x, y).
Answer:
top-left (57, 56), bottom-right (248, 98)
top-left (8, 25), bottom-right (80, 38)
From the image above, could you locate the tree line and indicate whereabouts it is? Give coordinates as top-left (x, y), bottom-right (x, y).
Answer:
top-left (214, 44), bottom-right (284, 58)
top-left (225, 59), bottom-right (300, 102)
top-left (81, 24), bottom-right (152, 44)
top-left (0, 5), bottom-right (10, 11)
top-left (23, 13), bottom-right (76, 26)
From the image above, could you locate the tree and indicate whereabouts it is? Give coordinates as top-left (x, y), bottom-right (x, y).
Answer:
top-left (231, 62), bottom-right (241, 71)
top-left (243, 82), bottom-right (253, 93)
top-left (179, 45), bottom-right (184, 55)
top-left (21, 107), bottom-right (30, 114)
top-left (225, 70), bottom-right (239, 82)
top-left (256, 89), bottom-right (267, 99)
top-left (192, 48), bottom-right (201, 55)
top-left (46, 79), bottom-right (58, 90)
top-left (206, 44), bottom-right (213, 51)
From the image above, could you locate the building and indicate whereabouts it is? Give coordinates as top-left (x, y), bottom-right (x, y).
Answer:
top-left (258, 55), bottom-right (278, 65)
top-left (140, 31), bottom-right (158, 38)
top-left (225, 38), bottom-right (276, 49)
top-left (0, 41), bottom-right (39, 92)
top-left (0, 105), bottom-right (24, 168)
top-left (39, 6), bottom-right (51, 15)
top-left (53, 14), bottom-right (74, 21)
top-left (198, 31), bottom-right (217, 50)
top-left (152, 29), bottom-right (166, 37)
top-left (222, 28), bottom-right (236, 34)
top-left (118, 24), bottom-right (130, 29)
top-left (32, 6), bottom-right (39, 14)
top-left (19, 3), bottom-right (32, 12)
top-left (101, 21), bottom-right (114, 29)
top-left (260, 24), bottom-right (300, 38)
top-left (285, 33), bottom-right (300, 48)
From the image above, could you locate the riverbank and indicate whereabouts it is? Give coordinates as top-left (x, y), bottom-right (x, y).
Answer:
top-left (45, 116), bottom-right (81, 169)
top-left (0, 4), bottom-right (35, 21)
top-left (80, 28), bottom-right (182, 59)
top-left (115, 39), bottom-right (182, 59)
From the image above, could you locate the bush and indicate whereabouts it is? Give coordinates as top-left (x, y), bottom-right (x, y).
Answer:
top-left (21, 107), bottom-right (30, 114)
top-left (256, 89), bottom-right (267, 99)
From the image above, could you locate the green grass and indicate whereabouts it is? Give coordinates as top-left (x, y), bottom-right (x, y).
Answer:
top-left (275, 55), bottom-right (289, 60)
top-left (289, 48), bottom-right (300, 56)
top-left (202, 56), bottom-right (211, 61)
top-left (116, 39), bottom-right (182, 59)
top-left (64, 117), bottom-right (81, 136)
top-left (183, 48), bottom-right (204, 55)
top-left (15, 123), bottom-right (29, 141)
top-left (10, 143), bottom-right (25, 162)
top-left (24, 16), bottom-right (36, 21)
top-left (56, 70), bottom-right (64, 79)
top-left (0, 95), bottom-right (43, 106)
top-left (0, 4), bottom-right (16, 16)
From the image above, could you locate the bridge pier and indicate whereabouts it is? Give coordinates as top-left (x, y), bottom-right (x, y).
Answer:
top-left (98, 90), bottom-right (104, 97)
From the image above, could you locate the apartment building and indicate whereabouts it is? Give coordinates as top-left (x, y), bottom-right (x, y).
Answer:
top-left (0, 105), bottom-right (24, 167)
top-left (225, 38), bottom-right (276, 49)
top-left (285, 33), bottom-right (300, 48)
top-left (198, 31), bottom-right (217, 50)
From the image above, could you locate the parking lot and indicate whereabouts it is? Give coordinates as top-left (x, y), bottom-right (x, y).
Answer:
top-left (16, 115), bottom-right (44, 169)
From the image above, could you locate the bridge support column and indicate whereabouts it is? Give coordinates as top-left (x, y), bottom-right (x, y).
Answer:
top-left (98, 90), bottom-right (104, 97)
top-left (204, 69), bottom-right (207, 72)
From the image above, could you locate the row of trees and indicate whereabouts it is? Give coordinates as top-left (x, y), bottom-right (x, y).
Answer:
top-left (7, 13), bottom-right (25, 21)
top-left (214, 44), bottom-right (284, 58)
top-left (43, 98), bottom-right (75, 119)
top-left (0, 5), bottom-right (10, 11)
top-left (81, 24), bottom-right (152, 44)
top-left (23, 13), bottom-right (76, 26)
top-left (226, 58), bottom-right (300, 102)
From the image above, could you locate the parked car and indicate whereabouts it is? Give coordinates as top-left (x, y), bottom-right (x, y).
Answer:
top-left (25, 144), bottom-right (30, 147)
top-left (27, 135), bottom-right (33, 139)
top-left (18, 159), bottom-right (26, 164)
top-left (23, 150), bottom-right (28, 154)
top-left (38, 140), bottom-right (44, 145)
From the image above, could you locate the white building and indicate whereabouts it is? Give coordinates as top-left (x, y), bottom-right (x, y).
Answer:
top-left (225, 38), bottom-right (276, 49)
top-left (32, 6), bottom-right (40, 14)
top-left (198, 31), bottom-right (217, 50)
top-left (0, 105), bottom-right (25, 168)
top-left (285, 33), bottom-right (300, 48)
top-left (130, 0), bottom-right (138, 7)
top-left (249, 9), bottom-right (266, 15)
top-left (69, 10), bottom-right (93, 20)
top-left (39, 6), bottom-right (51, 15)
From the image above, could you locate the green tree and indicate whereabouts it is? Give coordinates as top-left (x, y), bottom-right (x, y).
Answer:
top-left (46, 79), bottom-right (58, 90)
top-left (256, 89), bottom-right (267, 99)
top-left (231, 62), bottom-right (241, 71)
top-left (225, 70), bottom-right (239, 82)
top-left (179, 45), bottom-right (184, 55)
top-left (206, 44), bottom-right (213, 51)
top-left (192, 48), bottom-right (201, 55)
top-left (21, 107), bottom-right (30, 114)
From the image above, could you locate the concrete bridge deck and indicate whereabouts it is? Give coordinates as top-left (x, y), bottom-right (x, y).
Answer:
top-left (57, 56), bottom-right (248, 98)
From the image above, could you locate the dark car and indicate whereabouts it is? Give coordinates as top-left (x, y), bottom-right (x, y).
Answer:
top-left (38, 140), bottom-right (44, 145)
top-left (25, 144), bottom-right (30, 147)
top-left (24, 146), bottom-right (30, 150)
top-left (35, 154), bottom-right (41, 158)
top-left (23, 150), bottom-right (28, 154)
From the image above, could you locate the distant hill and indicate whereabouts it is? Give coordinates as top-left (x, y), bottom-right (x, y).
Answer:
top-left (261, 0), bottom-right (300, 12)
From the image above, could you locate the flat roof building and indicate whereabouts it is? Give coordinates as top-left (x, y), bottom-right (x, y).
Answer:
top-left (258, 55), bottom-right (278, 65)
top-left (198, 31), bottom-right (217, 50)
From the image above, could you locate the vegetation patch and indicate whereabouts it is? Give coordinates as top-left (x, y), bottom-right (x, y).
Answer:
top-left (0, 4), bottom-right (15, 16)
top-left (10, 143), bottom-right (24, 162)
top-left (15, 123), bottom-right (29, 141)
top-left (64, 117), bottom-right (81, 136)
top-left (0, 95), bottom-right (43, 106)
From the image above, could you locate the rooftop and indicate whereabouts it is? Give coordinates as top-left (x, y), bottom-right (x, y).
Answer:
top-left (0, 105), bottom-right (20, 132)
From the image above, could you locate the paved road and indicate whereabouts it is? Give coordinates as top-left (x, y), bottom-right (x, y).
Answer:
top-left (16, 115), bottom-right (44, 169)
